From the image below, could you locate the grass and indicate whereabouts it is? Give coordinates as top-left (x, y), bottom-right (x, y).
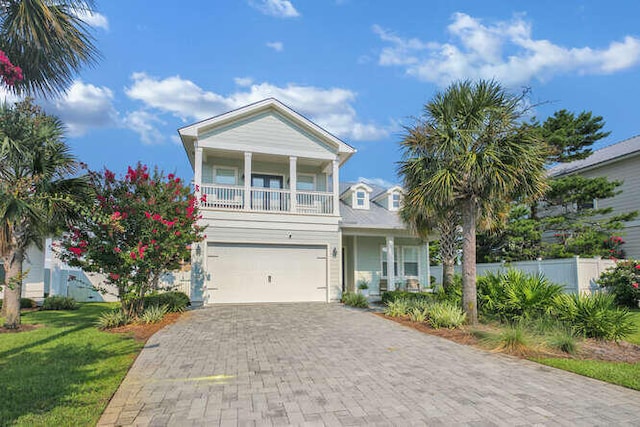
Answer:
top-left (534, 358), bottom-right (640, 391)
top-left (0, 303), bottom-right (143, 426)
top-left (625, 309), bottom-right (640, 345)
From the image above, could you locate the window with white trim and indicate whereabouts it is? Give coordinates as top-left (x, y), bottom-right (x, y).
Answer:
top-left (391, 192), bottom-right (401, 210)
top-left (402, 246), bottom-right (419, 277)
top-left (214, 167), bottom-right (237, 185)
top-left (356, 191), bottom-right (366, 207)
top-left (381, 246), bottom-right (398, 278)
top-left (297, 174), bottom-right (315, 191)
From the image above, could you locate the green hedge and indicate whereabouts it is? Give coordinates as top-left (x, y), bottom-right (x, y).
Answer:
top-left (381, 290), bottom-right (434, 305)
top-left (143, 291), bottom-right (190, 313)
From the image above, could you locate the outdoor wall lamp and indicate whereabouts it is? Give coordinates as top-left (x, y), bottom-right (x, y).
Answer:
top-left (195, 244), bottom-right (202, 257)
top-left (332, 247), bottom-right (338, 258)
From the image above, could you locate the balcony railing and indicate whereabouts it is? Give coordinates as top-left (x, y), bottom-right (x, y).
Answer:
top-left (199, 184), bottom-right (334, 215)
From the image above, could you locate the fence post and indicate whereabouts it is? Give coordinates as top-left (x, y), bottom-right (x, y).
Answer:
top-left (574, 256), bottom-right (580, 293)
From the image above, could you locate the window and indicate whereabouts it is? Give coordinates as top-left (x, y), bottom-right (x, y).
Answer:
top-left (356, 191), bottom-right (366, 207)
top-left (391, 193), bottom-right (401, 210)
top-left (381, 246), bottom-right (398, 278)
top-left (403, 247), bottom-right (419, 277)
top-left (214, 167), bottom-right (237, 185)
top-left (297, 174), bottom-right (315, 191)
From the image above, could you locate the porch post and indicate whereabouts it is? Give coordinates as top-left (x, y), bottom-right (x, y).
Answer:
top-left (424, 241), bottom-right (431, 289)
top-left (289, 156), bottom-right (297, 213)
top-left (194, 142), bottom-right (203, 201)
top-left (332, 159), bottom-right (340, 215)
top-left (244, 152), bottom-right (252, 211)
top-left (386, 236), bottom-right (395, 291)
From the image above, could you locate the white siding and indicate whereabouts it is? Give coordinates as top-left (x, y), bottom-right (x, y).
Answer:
top-left (576, 155), bottom-right (640, 259)
top-left (199, 112), bottom-right (337, 160)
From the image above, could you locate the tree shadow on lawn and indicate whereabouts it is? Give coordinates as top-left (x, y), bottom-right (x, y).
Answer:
top-left (0, 312), bottom-right (141, 426)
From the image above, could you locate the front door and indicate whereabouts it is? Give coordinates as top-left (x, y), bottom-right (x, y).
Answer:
top-left (251, 174), bottom-right (284, 211)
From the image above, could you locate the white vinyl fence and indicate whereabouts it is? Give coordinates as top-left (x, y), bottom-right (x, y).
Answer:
top-left (46, 266), bottom-right (192, 303)
top-left (429, 256), bottom-right (615, 294)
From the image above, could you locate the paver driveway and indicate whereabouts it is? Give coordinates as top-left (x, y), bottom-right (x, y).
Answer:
top-left (99, 304), bottom-right (640, 426)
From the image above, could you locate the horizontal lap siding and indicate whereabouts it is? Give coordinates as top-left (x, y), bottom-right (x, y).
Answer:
top-left (580, 155), bottom-right (640, 259)
top-left (199, 112), bottom-right (336, 160)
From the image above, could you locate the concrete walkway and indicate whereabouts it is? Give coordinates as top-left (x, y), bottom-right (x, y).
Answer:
top-left (99, 304), bottom-right (640, 426)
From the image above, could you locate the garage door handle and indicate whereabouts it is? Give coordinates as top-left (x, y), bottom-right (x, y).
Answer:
top-left (317, 286), bottom-right (327, 289)
top-left (207, 287), bottom-right (218, 290)
top-left (267, 275), bottom-right (272, 284)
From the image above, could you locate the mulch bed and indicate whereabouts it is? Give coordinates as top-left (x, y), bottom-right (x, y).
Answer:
top-left (376, 312), bottom-right (640, 363)
top-left (0, 323), bottom-right (43, 333)
top-left (108, 311), bottom-right (188, 342)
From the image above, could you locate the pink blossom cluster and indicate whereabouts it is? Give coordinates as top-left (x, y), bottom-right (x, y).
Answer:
top-left (0, 50), bottom-right (23, 86)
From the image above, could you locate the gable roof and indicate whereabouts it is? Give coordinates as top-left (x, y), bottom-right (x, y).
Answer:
top-left (178, 98), bottom-right (356, 166)
top-left (549, 135), bottom-right (640, 177)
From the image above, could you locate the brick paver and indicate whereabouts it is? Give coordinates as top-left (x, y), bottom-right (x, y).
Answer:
top-left (99, 304), bottom-right (640, 426)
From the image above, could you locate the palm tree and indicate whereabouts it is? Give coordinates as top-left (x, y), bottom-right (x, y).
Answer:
top-left (399, 80), bottom-right (548, 324)
top-left (398, 184), bottom-right (459, 290)
top-left (0, 0), bottom-right (100, 97)
top-left (0, 99), bottom-right (89, 328)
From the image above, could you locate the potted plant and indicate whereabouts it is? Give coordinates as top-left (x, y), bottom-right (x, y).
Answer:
top-left (357, 279), bottom-right (370, 297)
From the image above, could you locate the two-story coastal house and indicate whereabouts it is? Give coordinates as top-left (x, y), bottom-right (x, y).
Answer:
top-left (178, 98), bottom-right (430, 304)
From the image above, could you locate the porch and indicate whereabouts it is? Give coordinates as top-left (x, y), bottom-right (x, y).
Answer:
top-left (194, 148), bottom-right (339, 216)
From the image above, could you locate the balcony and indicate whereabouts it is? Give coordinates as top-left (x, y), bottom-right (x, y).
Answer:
top-left (200, 184), bottom-right (335, 215)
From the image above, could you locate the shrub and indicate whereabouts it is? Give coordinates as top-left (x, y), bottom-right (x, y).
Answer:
top-left (597, 260), bottom-right (640, 308)
top-left (547, 330), bottom-right (578, 355)
top-left (553, 292), bottom-right (636, 341)
top-left (433, 275), bottom-right (462, 306)
top-left (140, 305), bottom-right (167, 324)
top-left (408, 307), bottom-right (429, 323)
top-left (384, 299), bottom-right (410, 317)
top-left (42, 296), bottom-right (78, 310)
top-left (428, 302), bottom-right (466, 329)
top-left (341, 292), bottom-right (368, 308)
top-left (144, 291), bottom-right (190, 313)
top-left (96, 309), bottom-right (130, 329)
top-left (477, 269), bottom-right (563, 322)
top-left (381, 290), bottom-right (434, 305)
top-left (483, 324), bottom-right (532, 356)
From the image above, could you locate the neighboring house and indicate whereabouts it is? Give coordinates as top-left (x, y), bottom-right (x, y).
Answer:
top-left (178, 98), bottom-right (429, 304)
top-left (0, 243), bottom-right (46, 301)
top-left (548, 135), bottom-right (640, 258)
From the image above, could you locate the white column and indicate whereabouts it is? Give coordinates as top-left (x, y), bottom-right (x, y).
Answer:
top-left (289, 156), bottom-right (297, 213)
top-left (244, 152), bottom-right (252, 210)
top-left (332, 159), bottom-right (340, 216)
top-left (386, 236), bottom-right (395, 291)
top-left (424, 241), bottom-right (431, 289)
top-left (194, 142), bottom-right (203, 201)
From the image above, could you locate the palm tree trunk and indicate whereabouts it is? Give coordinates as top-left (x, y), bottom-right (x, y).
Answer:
top-left (439, 220), bottom-right (457, 289)
top-left (461, 198), bottom-right (478, 325)
top-left (442, 259), bottom-right (455, 290)
top-left (3, 248), bottom-right (24, 329)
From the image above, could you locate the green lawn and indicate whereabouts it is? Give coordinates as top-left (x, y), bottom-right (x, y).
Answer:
top-left (625, 309), bottom-right (640, 345)
top-left (534, 308), bottom-right (640, 391)
top-left (0, 303), bottom-right (143, 426)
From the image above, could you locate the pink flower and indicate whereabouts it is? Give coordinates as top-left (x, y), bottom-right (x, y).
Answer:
top-left (69, 247), bottom-right (83, 256)
top-left (635, 265), bottom-right (640, 270)
top-left (175, 231), bottom-right (181, 236)
top-left (109, 272), bottom-right (120, 281)
top-left (130, 251), bottom-right (137, 260)
top-left (633, 283), bottom-right (639, 289)
top-left (104, 169), bottom-right (115, 182)
top-left (111, 211), bottom-right (122, 221)
top-left (152, 213), bottom-right (162, 221)
top-left (200, 194), bottom-right (207, 203)
top-left (167, 173), bottom-right (175, 181)
top-left (114, 247), bottom-right (122, 253)
top-left (144, 211), bottom-right (152, 219)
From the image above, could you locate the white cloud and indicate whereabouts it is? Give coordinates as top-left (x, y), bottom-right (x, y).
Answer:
top-left (357, 177), bottom-right (397, 188)
top-left (123, 110), bottom-right (166, 145)
top-left (125, 72), bottom-right (390, 141)
top-left (75, 9), bottom-right (109, 30)
top-left (249, 0), bottom-right (300, 18)
top-left (43, 81), bottom-right (117, 136)
top-left (234, 77), bottom-right (254, 87)
top-left (266, 41), bottom-right (284, 52)
top-left (374, 13), bottom-right (640, 86)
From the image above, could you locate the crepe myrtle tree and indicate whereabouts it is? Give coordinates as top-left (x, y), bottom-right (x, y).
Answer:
top-left (58, 164), bottom-right (205, 317)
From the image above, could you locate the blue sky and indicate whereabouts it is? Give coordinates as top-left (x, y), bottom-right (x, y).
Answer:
top-left (5, 0), bottom-right (640, 187)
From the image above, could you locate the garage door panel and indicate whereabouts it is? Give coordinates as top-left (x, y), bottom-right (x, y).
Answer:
top-left (206, 243), bottom-right (327, 303)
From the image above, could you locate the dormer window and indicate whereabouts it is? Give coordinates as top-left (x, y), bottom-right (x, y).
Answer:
top-left (391, 193), bottom-right (401, 210)
top-left (356, 191), bottom-right (366, 207)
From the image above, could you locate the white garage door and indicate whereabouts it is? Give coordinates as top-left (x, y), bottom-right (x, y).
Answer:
top-left (206, 243), bottom-right (327, 303)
